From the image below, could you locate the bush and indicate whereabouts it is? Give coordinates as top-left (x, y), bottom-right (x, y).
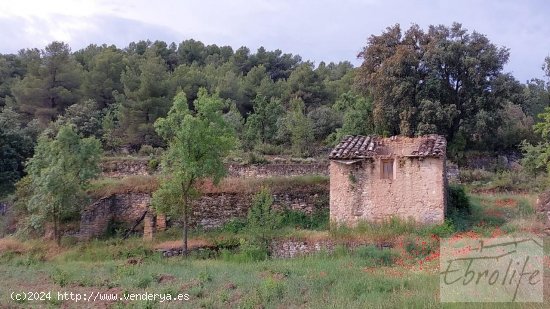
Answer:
top-left (220, 239), bottom-right (269, 262)
top-left (147, 158), bottom-right (159, 172)
top-left (517, 199), bottom-right (535, 216)
top-left (404, 238), bottom-right (436, 259)
top-left (245, 152), bottom-right (268, 165)
top-left (425, 221), bottom-right (455, 237)
top-left (458, 169), bottom-right (494, 183)
top-left (355, 245), bottom-right (399, 266)
top-left (246, 188), bottom-right (282, 250)
top-left (138, 144), bottom-right (155, 156)
top-left (221, 218), bottom-right (247, 233)
top-left (254, 143), bottom-right (285, 155)
top-left (447, 184), bottom-right (471, 215)
top-left (281, 209), bottom-right (329, 230)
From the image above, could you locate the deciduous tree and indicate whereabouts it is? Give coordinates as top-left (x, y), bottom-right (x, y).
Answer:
top-left (25, 125), bottom-right (102, 244)
top-left (151, 89), bottom-right (236, 255)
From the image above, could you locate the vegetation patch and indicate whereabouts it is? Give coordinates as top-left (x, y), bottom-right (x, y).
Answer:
top-left (88, 175), bottom-right (159, 198)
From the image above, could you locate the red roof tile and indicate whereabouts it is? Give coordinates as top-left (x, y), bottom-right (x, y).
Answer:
top-left (329, 135), bottom-right (446, 160)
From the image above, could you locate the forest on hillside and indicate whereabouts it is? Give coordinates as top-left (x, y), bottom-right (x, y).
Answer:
top-left (1, 22), bottom-right (550, 197)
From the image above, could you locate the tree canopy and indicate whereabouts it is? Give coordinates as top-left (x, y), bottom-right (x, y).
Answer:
top-left (356, 23), bottom-right (520, 147)
top-left (25, 125), bottom-right (102, 244)
top-left (151, 89), bottom-right (237, 254)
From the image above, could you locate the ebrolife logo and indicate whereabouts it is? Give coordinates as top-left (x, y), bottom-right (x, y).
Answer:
top-left (440, 235), bottom-right (543, 302)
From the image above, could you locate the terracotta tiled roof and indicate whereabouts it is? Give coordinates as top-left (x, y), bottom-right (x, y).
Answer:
top-left (329, 135), bottom-right (446, 160)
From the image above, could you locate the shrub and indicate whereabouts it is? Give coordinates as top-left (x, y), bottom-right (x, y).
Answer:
top-left (245, 152), bottom-right (268, 165)
top-left (147, 158), bottom-right (159, 172)
top-left (281, 209), bottom-right (329, 230)
top-left (517, 199), bottom-right (535, 216)
top-left (355, 245), bottom-right (399, 266)
top-left (404, 238), bottom-right (436, 259)
top-left (254, 143), bottom-right (285, 155)
top-left (221, 218), bottom-right (247, 233)
top-left (447, 184), bottom-right (471, 215)
top-left (221, 239), bottom-right (268, 262)
top-left (51, 268), bottom-right (69, 287)
top-left (246, 188), bottom-right (282, 251)
top-left (425, 221), bottom-right (455, 237)
top-left (458, 169), bottom-right (494, 183)
top-left (138, 144), bottom-right (155, 156)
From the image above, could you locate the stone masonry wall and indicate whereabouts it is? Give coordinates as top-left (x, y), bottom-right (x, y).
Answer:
top-left (80, 188), bottom-right (328, 239)
top-left (330, 156), bottom-right (445, 226)
top-left (227, 163), bottom-right (328, 178)
top-left (101, 159), bottom-right (328, 179)
top-left (80, 193), bottom-right (156, 240)
top-left (101, 159), bottom-right (150, 178)
top-left (269, 239), bottom-right (392, 258)
top-left (192, 189), bottom-right (327, 228)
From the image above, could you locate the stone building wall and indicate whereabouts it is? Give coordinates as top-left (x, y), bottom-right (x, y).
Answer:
top-left (330, 157), bottom-right (446, 226)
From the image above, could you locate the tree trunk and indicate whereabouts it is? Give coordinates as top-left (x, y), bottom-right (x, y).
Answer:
top-left (53, 213), bottom-right (60, 246)
top-left (182, 195), bottom-right (189, 257)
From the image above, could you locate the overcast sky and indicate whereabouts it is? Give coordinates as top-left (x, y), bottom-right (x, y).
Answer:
top-left (0, 0), bottom-right (548, 82)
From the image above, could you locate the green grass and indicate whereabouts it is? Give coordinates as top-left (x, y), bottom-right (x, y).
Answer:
top-left (0, 247), bottom-right (439, 308)
top-left (459, 168), bottom-right (548, 193)
top-left (2, 173), bottom-right (548, 308)
top-left (1, 237), bottom-right (548, 308)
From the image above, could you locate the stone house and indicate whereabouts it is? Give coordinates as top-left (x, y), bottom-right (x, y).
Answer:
top-left (329, 135), bottom-right (447, 226)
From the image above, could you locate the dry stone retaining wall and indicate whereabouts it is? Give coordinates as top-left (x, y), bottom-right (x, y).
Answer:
top-left (79, 193), bottom-right (155, 240)
top-left (101, 159), bottom-right (150, 178)
top-left (227, 163), bottom-right (328, 178)
top-left (79, 188), bottom-right (328, 239)
top-left (101, 159), bottom-right (328, 179)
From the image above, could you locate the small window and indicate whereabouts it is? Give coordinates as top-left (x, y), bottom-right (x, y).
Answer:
top-left (381, 160), bottom-right (394, 179)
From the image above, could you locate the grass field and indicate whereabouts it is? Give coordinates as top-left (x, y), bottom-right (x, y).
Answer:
top-left (0, 192), bottom-right (548, 308)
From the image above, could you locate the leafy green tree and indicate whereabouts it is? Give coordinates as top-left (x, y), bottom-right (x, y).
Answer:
top-left (286, 63), bottom-right (328, 109)
top-left (25, 125), bottom-right (102, 244)
top-left (223, 101), bottom-right (245, 137)
top-left (118, 50), bottom-right (171, 147)
top-left (241, 65), bottom-right (272, 113)
top-left (12, 42), bottom-right (83, 125)
top-left (0, 54), bottom-right (23, 108)
top-left (81, 46), bottom-right (126, 108)
top-left (152, 89), bottom-right (237, 255)
top-left (285, 98), bottom-right (314, 157)
top-left (356, 23), bottom-right (517, 146)
top-left (244, 96), bottom-right (284, 147)
top-left (523, 79), bottom-right (550, 120)
top-left (55, 99), bottom-right (103, 139)
top-left (307, 106), bottom-right (342, 140)
top-left (494, 102), bottom-right (537, 149)
top-left (0, 107), bottom-right (35, 196)
top-left (328, 92), bottom-right (375, 144)
top-left (177, 39), bottom-right (206, 66)
top-left (171, 64), bottom-right (208, 105)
